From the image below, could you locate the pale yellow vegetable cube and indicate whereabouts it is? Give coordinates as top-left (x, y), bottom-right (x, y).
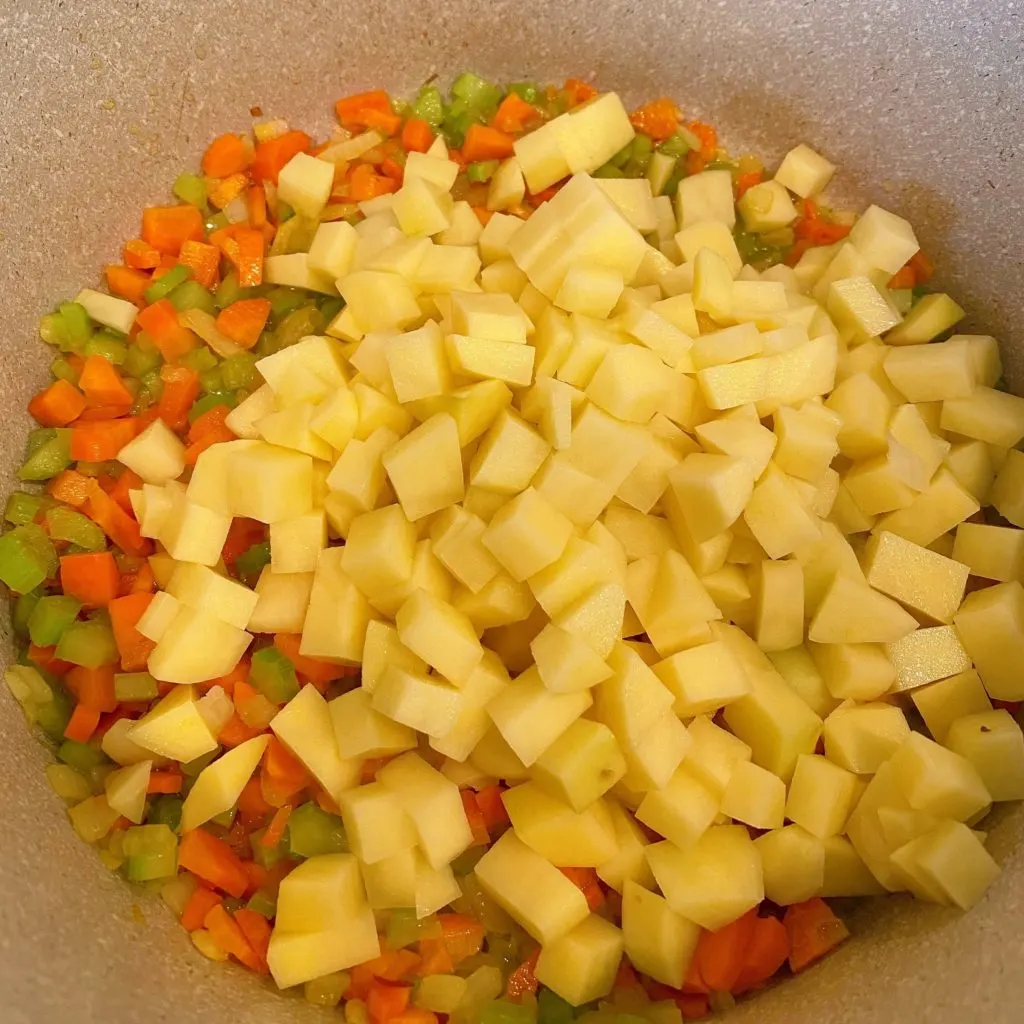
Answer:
top-left (530, 623), bottom-right (612, 694)
top-left (117, 418), bottom-right (186, 486)
top-left (266, 510), bottom-right (325, 576)
top-left (953, 522), bottom-right (1024, 583)
top-left (340, 270), bottom-right (421, 333)
top-left (876, 467), bottom-right (981, 547)
top-left (563, 403), bottom-right (651, 492)
top-left (268, 908), bottom-right (380, 990)
top-left (147, 607), bottom-right (252, 685)
top-left (126, 686), bottom-right (217, 763)
top-left (441, 201), bottom-right (484, 248)
top-left (371, 663), bottom-right (463, 738)
top-left (886, 292), bottom-right (965, 346)
top-left (808, 641), bottom-right (895, 701)
top-left (277, 152), bottom-right (334, 218)
top-left (429, 649), bottom-right (510, 763)
top-left (674, 169), bottom-right (735, 229)
top-left (246, 567), bottom-right (314, 634)
top-left (535, 913), bottom-right (624, 1008)
top-left (481, 487), bottom-right (573, 582)
top-left (557, 92), bottom-right (635, 172)
top-left (469, 409), bottom-right (549, 496)
top-left (680, 715), bottom-right (750, 797)
top-left (450, 290), bottom-right (529, 344)
top-left (307, 220), bottom-right (358, 279)
top-left (808, 574), bottom-right (917, 644)
top-left (883, 338), bottom-right (975, 402)
top-left (818, 835), bottom-right (886, 897)
top-left (513, 119), bottom-right (573, 193)
top-left (529, 535), bottom-right (620, 618)
top-left (308, 388), bottom-right (359, 452)
top-left (415, 975), bottom-right (468, 1015)
top-left (621, 881), bottom-right (699, 990)
top-left (786, 753), bottom-right (860, 838)
top-left (393, 588), bottom-right (482, 686)
top-left (329, 687), bottom-right (416, 762)
top-left (474, 830), bottom-right (589, 943)
top-left (102, 761), bottom-right (151, 824)
top-left (675, 220), bottom-right (743, 276)
top-left (619, 712), bottom-right (691, 794)
top-left (941, 386), bottom-right (1024, 448)
top-left (744, 465), bottom-right (821, 559)
top-left (223, 441), bottom-right (313, 525)
top-left (945, 709), bottom-right (1024, 802)
top-left (990, 449), bottom-right (1024, 528)
top-left (755, 825), bottom-right (826, 905)
top-left (553, 582), bottom-right (627, 661)
top-left (824, 372), bottom-right (893, 461)
top-left (721, 760), bottom-right (787, 831)
top-left (532, 454), bottom-right (614, 529)
top-left (427, 505), bottom-right (500, 595)
top-left (822, 702), bottom-right (909, 774)
top-left (553, 263), bottom-right (623, 319)
top-left (299, 548), bottom-right (374, 665)
top-left (772, 402), bottom-right (841, 482)
top-left (695, 414), bottom-right (776, 482)
top-left (487, 666), bottom-right (592, 767)
top-left (532, 718), bottom-right (625, 811)
top-left (774, 143), bottom-right (835, 197)
top-left (646, 826), bottom-right (764, 931)
top-left (846, 204), bottom-right (919, 273)
top-left (339, 504), bottom-right (416, 603)
top-left (338, 782), bottom-right (417, 865)
top-left (667, 453), bottom-right (754, 543)
top-left (383, 321), bottom-right (450, 403)
top-left (888, 731), bottom-right (991, 821)
top-left (637, 766), bottom-right (719, 848)
top-left (360, 622), bottom-right (426, 697)
top-left (737, 180), bottom-right (798, 233)
top-left (827, 276), bottom-right (902, 337)
top-left (593, 642), bottom-right (675, 749)
top-left (382, 413), bottom-right (464, 522)
top-left (911, 669), bottom-right (993, 744)
top-left (884, 626), bottom-right (972, 692)
top-left (692, 246), bottom-right (735, 321)
top-left (165, 562), bottom-right (258, 631)
top-left (583, 344), bottom-right (670, 425)
top-left (262, 252), bottom-right (339, 294)
top-left (653, 640), bottom-right (750, 717)
top-left (392, 176), bottom-right (453, 237)
top-left (752, 559), bottom-right (804, 653)
top-left (503, 783), bottom-right (618, 866)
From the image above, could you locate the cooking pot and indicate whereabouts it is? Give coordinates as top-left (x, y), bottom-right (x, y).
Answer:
top-left (1, 1), bottom-right (1022, 1021)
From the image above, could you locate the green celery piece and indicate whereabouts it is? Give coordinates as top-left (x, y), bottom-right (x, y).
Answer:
top-left (410, 85), bottom-right (444, 128)
top-left (135, 369), bottom-right (164, 409)
top-left (35, 687), bottom-right (73, 740)
top-left (235, 540), bottom-right (271, 585)
top-left (272, 305), bottom-right (323, 352)
top-left (386, 908), bottom-right (423, 950)
top-left (45, 506), bottom-right (107, 551)
top-left (287, 802), bottom-right (348, 858)
top-left (180, 347), bottom-right (218, 374)
top-left (628, 132), bottom-right (653, 172)
top-left (536, 989), bottom-right (575, 1024)
top-left (26, 427), bottom-right (55, 458)
top-left (173, 172), bottom-right (208, 210)
top-left (206, 211), bottom-right (230, 234)
top-left (663, 167), bottom-right (684, 198)
top-left (123, 824), bottom-right (178, 881)
top-left (466, 160), bottom-right (499, 184)
top-left (250, 826), bottom-right (286, 868)
top-left (276, 201), bottom-right (295, 224)
top-left (13, 590), bottom-right (41, 634)
top-left (440, 103), bottom-right (478, 149)
top-left (146, 796), bottom-right (183, 831)
top-left (59, 302), bottom-right (94, 346)
top-left (220, 352), bottom-right (259, 391)
top-left (5, 491), bottom-right (50, 526)
top-left (250, 646), bottom-right (300, 704)
top-left (704, 158), bottom-right (735, 173)
top-left (55, 619), bottom-right (119, 668)
top-left (189, 390), bottom-right (235, 422)
top-left (318, 297), bottom-right (345, 324)
top-left (122, 341), bottom-right (162, 379)
top-left (84, 331), bottom-right (129, 365)
top-left (269, 215), bottom-right (318, 258)
top-left (657, 131), bottom-right (692, 158)
top-left (18, 430), bottom-right (72, 482)
top-left (246, 888), bottom-right (277, 918)
top-left (215, 271), bottom-right (248, 310)
top-left (58, 739), bottom-right (107, 772)
top-left (0, 524), bottom-right (58, 592)
top-left (39, 311), bottom-right (68, 348)
top-left (210, 806), bottom-right (237, 828)
top-left (451, 72), bottom-right (503, 115)
top-left (198, 368), bottom-right (225, 395)
top-left (480, 999), bottom-right (535, 1024)
top-left (50, 357), bottom-right (79, 383)
top-left (167, 279), bottom-right (216, 315)
top-left (114, 671), bottom-right (159, 702)
top-left (182, 748), bottom-right (220, 778)
top-left (593, 163), bottom-right (626, 179)
top-left (266, 286), bottom-right (307, 321)
top-left (610, 139), bottom-right (635, 168)
top-left (28, 595), bottom-right (82, 647)
top-left (508, 82), bottom-right (540, 104)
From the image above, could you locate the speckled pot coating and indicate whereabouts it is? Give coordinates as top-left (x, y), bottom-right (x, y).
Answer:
top-left (1, 1), bottom-right (1022, 1021)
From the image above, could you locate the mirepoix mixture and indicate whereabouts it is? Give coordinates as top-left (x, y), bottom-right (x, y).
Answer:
top-left (3, 71), bottom-right (1024, 1024)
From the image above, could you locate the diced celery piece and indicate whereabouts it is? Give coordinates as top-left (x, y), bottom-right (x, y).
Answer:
top-left (268, 305), bottom-right (323, 353)
top-left (628, 133), bottom-right (654, 172)
top-left (124, 824), bottom-right (179, 881)
top-left (235, 540), bottom-right (271, 585)
top-left (304, 971), bottom-right (350, 1008)
top-left (55, 619), bottom-right (119, 668)
top-left (658, 132), bottom-right (693, 158)
top-left (4, 492), bottom-right (49, 526)
top-left (85, 331), bottom-right (129, 365)
top-left (246, 888), bottom-right (278, 918)
top-left (197, 368), bottom-right (225, 395)
top-left (28, 595), bottom-right (82, 647)
top-left (18, 430), bottom-right (72, 482)
top-left (59, 302), bottom-right (94, 346)
top-left (45, 506), bottom-right (106, 551)
top-left (13, 590), bottom-right (41, 634)
top-left (26, 428), bottom-right (55, 458)
top-left (181, 347), bottom-right (218, 374)
top-left (137, 369), bottom-right (164, 406)
top-left (250, 826), bottom-right (286, 868)
top-left (466, 160), bottom-right (499, 184)
top-left (39, 312), bottom-right (67, 347)
top-left (276, 201), bottom-right (295, 224)
top-left (50, 357), bottom-right (79, 383)
top-left (610, 139), bottom-right (635, 168)
top-left (537, 988), bottom-right (575, 1024)
top-left (35, 688), bottom-right (73, 740)
top-left (411, 86), bottom-right (445, 128)
top-left (211, 806), bottom-right (237, 829)
top-left (167, 279), bottom-right (215, 315)
top-left (250, 646), bottom-right (299, 704)
top-left (206, 210), bottom-right (230, 233)
top-left (267, 286), bottom-right (307, 320)
top-left (480, 1000), bottom-right (535, 1024)
top-left (287, 801), bottom-right (349, 858)
top-left (387, 908), bottom-right (425, 950)
top-left (594, 163), bottom-right (626, 179)
top-left (147, 795), bottom-right (184, 831)
top-left (122, 340), bottom-right (162, 379)
top-left (114, 671), bottom-right (159, 702)
top-left (173, 172), bottom-right (208, 210)
top-left (46, 763), bottom-right (93, 803)
top-left (220, 352), bottom-right (259, 391)
top-left (215, 271), bottom-right (250, 310)
top-left (451, 72), bottom-right (502, 114)
top-left (0, 523), bottom-right (58, 592)
top-left (189, 391), bottom-right (234, 421)
top-left (508, 82), bottom-right (540, 104)
top-left (318, 297), bottom-right (345, 323)
top-left (58, 739), bottom-right (107, 772)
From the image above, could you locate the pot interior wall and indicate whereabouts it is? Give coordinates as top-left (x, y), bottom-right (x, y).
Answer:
top-left (1, 1), bottom-right (1022, 1021)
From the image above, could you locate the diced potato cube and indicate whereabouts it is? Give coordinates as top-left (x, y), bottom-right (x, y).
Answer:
top-left (267, 510), bottom-right (325, 575)
top-left (911, 669), bottom-right (993, 744)
top-left (744, 465), bottom-right (821, 559)
top-left (941, 386), bottom-right (1024, 449)
top-left (775, 143), bottom-right (836, 197)
top-left (481, 487), bottom-right (573, 582)
top-left (383, 321), bottom-right (451, 403)
top-left (808, 574), bottom-right (917, 644)
top-left (945, 709), bottom-right (1024, 802)
top-left (469, 409), bottom-right (549, 496)
top-left (117, 418), bottom-right (186, 486)
top-left (339, 270), bottom-right (421, 333)
top-left (382, 413), bottom-right (464, 522)
top-left (585, 344), bottom-right (671, 424)
top-left (646, 826), bottom-right (764, 931)
top-left (954, 581), bottom-right (1024, 701)
top-left (126, 685), bottom-right (218, 763)
top-left (371, 663), bottom-right (463, 738)
top-left (692, 246), bottom-right (735, 321)
top-left (621, 880), bottom-right (699, 990)
top-left (668, 453), bottom-right (754, 543)
top-left (300, 548), bottom-right (374, 665)
top-left (674, 169), bottom-right (735, 229)
top-left (822, 702), bottom-right (910, 774)
top-left (786, 753), bottom-right (860, 837)
top-left (147, 607), bottom-right (252, 685)
top-left (247, 568), bottom-right (314, 634)
top-left (827, 277), bottom-right (902, 337)
top-left (990, 449), bottom-right (1024, 528)
top-left (503, 783), bottom-right (618, 866)
top-left (637, 766), bottom-right (719, 848)
top-left (676, 220), bottom-right (743, 276)
top-left (338, 782), bottom-right (417, 865)
top-left (450, 290), bottom-right (529, 344)
top-left (808, 641), bottom-right (895, 701)
top-left (530, 623), bottom-right (612, 694)
top-left (883, 338), bottom-right (975, 402)
top-left (720, 761), bottom-right (786, 831)
top-left (391, 588), bottom-right (482, 687)
top-left (752, 559), bottom-right (804, 653)
top-left (953, 522), bottom-right (1024, 583)
top-left (877, 467), bottom-right (981, 547)
top-left (329, 687), bottom-right (416, 762)
top-left (165, 562), bottom-right (258, 631)
top-left (535, 913), bottom-right (623, 1008)
top-left (847, 204), bottom-right (919, 274)
top-left (307, 220), bottom-right (358, 279)
top-left (278, 152), bottom-right (334, 218)
top-left (737, 180), bottom-right (798, 233)
top-left (653, 640), bottom-right (750, 717)
top-left (884, 626), bottom-right (972, 692)
top-left (886, 292), bottom-right (965, 346)
top-left (340, 504), bottom-right (416, 603)
top-left (888, 732), bottom-right (991, 822)
top-left (755, 825), bottom-right (826, 905)
top-left (225, 442), bottom-right (313, 525)
top-left (532, 718), bottom-right (625, 811)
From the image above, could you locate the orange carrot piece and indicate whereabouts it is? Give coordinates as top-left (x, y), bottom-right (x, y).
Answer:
top-left (204, 903), bottom-right (263, 971)
top-left (215, 297), bottom-right (271, 349)
top-left (472, 205), bottom-right (494, 226)
top-left (784, 899), bottom-right (850, 973)
top-left (460, 789), bottom-right (489, 846)
top-left (60, 551), bottom-right (120, 607)
top-left (238, 775), bottom-right (273, 821)
top-left (261, 805), bottom-right (292, 849)
top-left (401, 118), bottom-right (435, 153)
top-left (183, 424), bottom-right (235, 466)
top-left (685, 150), bottom-right (708, 175)
top-left (48, 469), bottom-right (93, 507)
top-left (246, 184), bottom-right (268, 227)
top-left (366, 980), bottom-right (412, 1021)
top-left (156, 365), bottom-right (201, 432)
top-left (347, 162), bottom-right (399, 201)
top-left (264, 735), bottom-right (312, 797)
top-left (221, 518), bottom-right (267, 566)
top-left (209, 172), bottom-right (250, 211)
top-left (29, 644), bottom-right (73, 676)
top-left (105, 264), bottom-right (151, 304)
top-left (438, 913), bottom-right (485, 965)
top-left (78, 355), bottom-right (134, 409)
top-left (136, 298), bottom-right (198, 361)
top-left (28, 379), bottom-right (87, 427)
top-left (147, 770), bottom-right (183, 795)
top-left (177, 240), bottom-right (222, 290)
top-left (218, 712), bottom-right (264, 748)
top-left (180, 885), bottom-right (223, 932)
top-left (178, 827), bottom-right (251, 898)
top-left (362, 107), bottom-right (403, 136)
top-left (335, 89), bottom-right (393, 128)
top-left (210, 226), bottom-right (266, 287)
top-left (109, 468), bottom-right (144, 515)
top-left (416, 938), bottom-right (455, 977)
top-left (82, 480), bottom-right (149, 557)
top-left (70, 665), bottom-right (117, 713)
top-left (389, 1010), bottom-right (439, 1024)
top-left (69, 417), bottom-right (139, 462)
top-left (251, 130), bottom-right (312, 184)
top-left (272, 633), bottom-right (347, 684)
top-left (732, 914), bottom-right (791, 995)
top-left (736, 169), bottom-right (764, 198)
top-left (630, 97), bottom-right (681, 141)
top-left (187, 404), bottom-right (231, 444)
top-left (558, 866), bottom-right (605, 911)
top-left (693, 910), bottom-right (757, 993)
top-left (123, 238), bottom-right (162, 270)
top-left (63, 702), bottom-right (101, 743)
top-left (141, 204), bottom-right (206, 256)
top-left (909, 249), bottom-right (934, 282)
top-left (505, 950), bottom-right (540, 999)
top-left (889, 264), bottom-right (916, 289)
top-left (462, 124), bottom-right (516, 162)
top-left (678, 994), bottom-right (711, 1020)
top-left (108, 592), bottom-right (156, 671)
top-left (687, 120), bottom-right (718, 160)
top-left (234, 908), bottom-right (272, 962)
top-left (493, 93), bottom-right (541, 135)
top-left (202, 133), bottom-right (252, 178)
top-left (563, 78), bottom-right (598, 106)
top-left (474, 784), bottom-right (508, 831)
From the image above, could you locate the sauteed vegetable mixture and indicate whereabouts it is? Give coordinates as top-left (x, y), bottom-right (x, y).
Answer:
top-left (4, 72), bottom-right (1024, 1023)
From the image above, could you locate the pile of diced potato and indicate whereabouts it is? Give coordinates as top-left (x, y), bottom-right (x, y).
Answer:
top-left (110, 92), bottom-right (1024, 1005)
